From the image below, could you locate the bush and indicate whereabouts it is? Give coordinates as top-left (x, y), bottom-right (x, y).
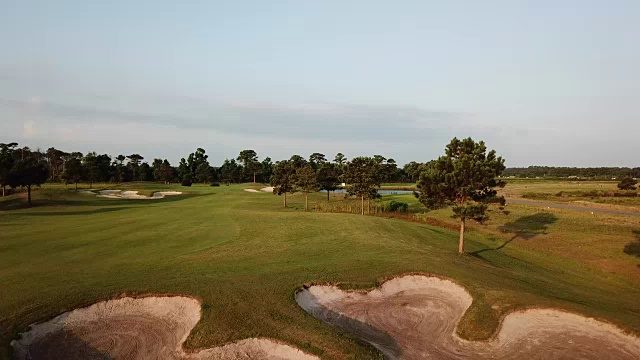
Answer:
top-left (386, 200), bottom-right (409, 213)
top-left (181, 174), bottom-right (193, 187)
top-left (210, 182), bottom-right (220, 187)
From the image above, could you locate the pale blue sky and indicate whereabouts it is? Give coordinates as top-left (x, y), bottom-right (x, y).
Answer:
top-left (1, 1), bottom-right (638, 166)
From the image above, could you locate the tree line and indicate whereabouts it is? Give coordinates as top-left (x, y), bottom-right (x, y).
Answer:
top-left (0, 143), bottom-right (404, 202)
top-left (269, 153), bottom-right (396, 212)
top-left (503, 166), bottom-right (640, 179)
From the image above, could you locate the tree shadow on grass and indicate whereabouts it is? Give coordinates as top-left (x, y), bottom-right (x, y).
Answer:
top-left (13, 207), bottom-right (133, 217)
top-left (0, 192), bottom-right (214, 212)
top-left (471, 212), bottom-right (558, 256)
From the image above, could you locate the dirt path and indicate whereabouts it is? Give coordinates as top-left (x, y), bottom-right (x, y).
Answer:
top-left (296, 275), bottom-right (640, 359)
top-left (507, 198), bottom-right (640, 217)
top-left (12, 296), bottom-right (318, 360)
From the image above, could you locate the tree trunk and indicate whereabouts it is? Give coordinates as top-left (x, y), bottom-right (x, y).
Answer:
top-left (75, 182), bottom-right (78, 191)
top-left (27, 185), bottom-right (32, 206)
top-left (367, 198), bottom-right (370, 214)
top-left (2, 185), bottom-right (4, 197)
top-left (327, 190), bottom-right (330, 201)
top-left (459, 218), bottom-right (466, 254)
top-left (305, 193), bottom-right (308, 210)
top-left (253, 172), bottom-right (256, 183)
top-left (283, 192), bottom-right (287, 208)
top-left (361, 194), bottom-right (364, 215)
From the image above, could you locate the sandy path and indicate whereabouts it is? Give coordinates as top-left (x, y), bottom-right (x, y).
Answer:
top-left (296, 275), bottom-right (640, 359)
top-left (12, 296), bottom-right (318, 360)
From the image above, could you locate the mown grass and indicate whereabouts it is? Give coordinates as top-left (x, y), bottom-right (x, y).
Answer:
top-left (1, 183), bottom-right (640, 359)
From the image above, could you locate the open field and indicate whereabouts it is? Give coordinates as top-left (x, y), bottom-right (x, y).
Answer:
top-left (2, 182), bottom-right (640, 358)
top-left (382, 179), bottom-right (640, 209)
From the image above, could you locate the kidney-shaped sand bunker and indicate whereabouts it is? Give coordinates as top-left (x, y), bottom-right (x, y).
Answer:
top-left (12, 296), bottom-right (318, 360)
top-left (296, 275), bottom-right (640, 360)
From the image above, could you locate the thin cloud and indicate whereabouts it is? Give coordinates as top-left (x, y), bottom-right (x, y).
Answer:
top-left (0, 96), bottom-right (461, 142)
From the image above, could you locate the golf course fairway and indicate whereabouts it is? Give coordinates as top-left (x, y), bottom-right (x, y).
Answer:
top-left (2, 183), bottom-right (640, 359)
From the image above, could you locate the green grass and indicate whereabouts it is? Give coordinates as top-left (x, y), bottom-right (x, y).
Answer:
top-left (1, 183), bottom-right (640, 359)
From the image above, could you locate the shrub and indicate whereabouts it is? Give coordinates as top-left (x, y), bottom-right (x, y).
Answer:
top-left (181, 174), bottom-right (193, 187)
top-left (386, 200), bottom-right (409, 213)
top-left (618, 177), bottom-right (638, 191)
top-left (210, 182), bottom-right (220, 187)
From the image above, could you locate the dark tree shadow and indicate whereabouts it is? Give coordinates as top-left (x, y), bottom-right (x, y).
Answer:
top-left (0, 192), bottom-right (214, 212)
top-left (296, 290), bottom-right (402, 359)
top-left (623, 230), bottom-right (640, 261)
top-left (15, 328), bottom-right (112, 359)
top-left (14, 207), bottom-right (132, 217)
top-left (471, 212), bottom-right (558, 256)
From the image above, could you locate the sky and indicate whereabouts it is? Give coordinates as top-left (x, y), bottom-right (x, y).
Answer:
top-left (1, 1), bottom-right (638, 167)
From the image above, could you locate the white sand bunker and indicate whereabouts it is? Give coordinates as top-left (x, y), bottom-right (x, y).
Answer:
top-left (12, 296), bottom-right (318, 360)
top-left (244, 189), bottom-right (260, 193)
top-left (261, 187), bottom-right (274, 192)
top-left (296, 275), bottom-right (640, 359)
top-left (94, 190), bottom-right (182, 199)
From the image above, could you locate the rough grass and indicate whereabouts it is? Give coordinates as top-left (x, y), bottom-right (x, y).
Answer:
top-left (1, 183), bottom-right (640, 359)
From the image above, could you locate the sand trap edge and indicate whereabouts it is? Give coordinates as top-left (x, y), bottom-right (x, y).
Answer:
top-left (11, 294), bottom-right (319, 360)
top-left (295, 272), bottom-right (640, 344)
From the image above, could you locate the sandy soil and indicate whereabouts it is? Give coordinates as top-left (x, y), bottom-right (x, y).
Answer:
top-left (12, 296), bottom-right (318, 360)
top-left (93, 190), bottom-right (182, 199)
top-left (296, 275), bottom-right (640, 359)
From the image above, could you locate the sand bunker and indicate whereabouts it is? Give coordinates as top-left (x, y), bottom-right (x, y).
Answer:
top-left (92, 190), bottom-right (182, 199)
top-left (261, 187), bottom-right (274, 192)
top-left (296, 275), bottom-right (640, 359)
top-left (244, 189), bottom-right (261, 193)
top-left (12, 296), bottom-right (318, 360)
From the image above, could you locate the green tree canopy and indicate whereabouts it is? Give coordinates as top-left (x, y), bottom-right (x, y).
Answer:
top-left (309, 152), bottom-right (327, 170)
top-left (8, 157), bottom-right (49, 206)
top-left (196, 163), bottom-right (214, 184)
top-left (270, 160), bottom-right (297, 208)
top-left (343, 156), bottom-right (382, 215)
top-left (261, 157), bottom-right (274, 183)
top-left (62, 157), bottom-right (84, 190)
top-left (83, 152), bottom-right (99, 187)
top-left (220, 159), bottom-right (242, 184)
top-left (317, 162), bottom-right (341, 201)
top-left (237, 149), bottom-right (260, 183)
top-left (0, 143), bottom-right (19, 196)
top-left (334, 153), bottom-right (346, 166)
top-left (295, 164), bottom-right (320, 210)
top-left (154, 159), bottom-right (175, 183)
top-left (416, 137), bottom-right (506, 254)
